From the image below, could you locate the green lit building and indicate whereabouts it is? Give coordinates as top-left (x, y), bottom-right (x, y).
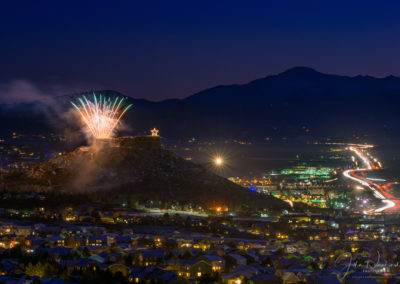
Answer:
top-left (280, 166), bottom-right (334, 180)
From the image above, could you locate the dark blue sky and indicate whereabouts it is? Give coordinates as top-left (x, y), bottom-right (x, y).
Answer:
top-left (1, 1), bottom-right (400, 100)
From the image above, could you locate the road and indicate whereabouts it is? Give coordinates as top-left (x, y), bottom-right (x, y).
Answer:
top-left (343, 146), bottom-right (400, 213)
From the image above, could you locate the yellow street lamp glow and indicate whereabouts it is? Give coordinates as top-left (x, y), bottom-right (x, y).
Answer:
top-left (215, 157), bottom-right (223, 166)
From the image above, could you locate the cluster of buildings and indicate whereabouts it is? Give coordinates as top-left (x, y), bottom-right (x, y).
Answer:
top-left (229, 165), bottom-right (350, 210)
top-left (0, 133), bottom-right (397, 283)
top-left (0, 208), bottom-right (399, 283)
top-left (0, 133), bottom-right (68, 170)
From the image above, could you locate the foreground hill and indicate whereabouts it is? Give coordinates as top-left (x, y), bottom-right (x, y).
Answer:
top-left (1, 67), bottom-right (400, 143)
top-left (3, 137), bottom-right (293, 212)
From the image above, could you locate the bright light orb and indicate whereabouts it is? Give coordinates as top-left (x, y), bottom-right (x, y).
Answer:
top-left (215, 157), bottom-right (223, 166)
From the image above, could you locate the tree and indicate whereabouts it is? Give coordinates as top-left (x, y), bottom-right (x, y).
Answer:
top-left (173, 213), bottom-right (183, 224)
top-left (25, 262), bottom-right (58, 278)
top-left (162, 213), bottom-right (170, 224)
top-left (82, 247), bottom-right (91, 258)
top-left (26, 262), bottom-right (45, 277)
top-left (123, 254), bottom-right (133, 266)
top-left (199, 273), bottom-right (220, 283)
top-left (43, 262), bottom-right (58, 277)
top-left (9, 244), bottom-right (22, 258)
top-left (185, 216), bottom-right (192, 226)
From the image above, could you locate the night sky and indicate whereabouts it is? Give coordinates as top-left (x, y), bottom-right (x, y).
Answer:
top-left (1, 1), bottom-right (400, 101)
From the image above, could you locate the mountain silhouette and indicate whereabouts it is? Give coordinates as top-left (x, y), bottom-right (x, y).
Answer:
top-left (1, 67), bottom-right (400, 143)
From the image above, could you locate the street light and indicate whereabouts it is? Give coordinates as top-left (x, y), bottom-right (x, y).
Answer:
top-left (214, 157), bottom-right (223, 166)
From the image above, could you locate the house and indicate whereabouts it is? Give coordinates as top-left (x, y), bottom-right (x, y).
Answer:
top-left (327, 230), bottom-right (341, 241)
top-left (199, 254), bottom-right (226, 272)
top-left (34, 247), bottom-right (74, 260)
top-left (250, 273), bottom-right (280, 284)
top-left (221, 272), bottom-right (246, 284)
top-left (90, 253), bottom-right (107, 264)
top-left (234, 265), bottom-right (260, 276)
top-left (280, 271), bottom-right (300, 284)
top-left (115, 235), bottom-right (133, 245)
top-left (165, 259), bottom-right (197, 278)
top-left (45, 235), bottom-right (65, 247)
top-left (74, 234), bottom-right (89, 246)
top-left (62, 226), bottom-right (83, 234)
top-left (193, 238), bottom-right (211, 251)
top-left (224, 253), bottom-right (247, 271)
top-left (345, 230), bottom-right (359, 241)
top-left (130, 267), bottom-right (147, 283)
top-left (163, 238), bottom-right (178, 249)
top-left (107, 263), bottom-right (131, 277)
top-left (89, 235), bottom-right (107, 246)
top-left (242, 251), bottom-right (260, 264)
top-left (14, 225), bottom-right (32, 236)
top-left (147, 270), bottom-right (178, 283)
top-left (40, 226), bottom-right (61, 237)
top-left (189, 260), bottom-right (213, 279)
top-left (130, 266), bottom-right (177, 283)
top-left (27, 239), bottom-right (45, 252)
top-left (61, 258), bottom-right (100, 273)
top-left (176, 236), bottom-right (193, 248)
top-left (104, 233), bottom-right (118, 246)
top-left (139, 249), bottom-right (166, 266)
top-left (84, 245), bottom-right (106, 254)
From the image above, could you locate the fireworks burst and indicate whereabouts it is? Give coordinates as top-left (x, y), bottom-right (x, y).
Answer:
top-left (71, 93), bottom-right (133, 139)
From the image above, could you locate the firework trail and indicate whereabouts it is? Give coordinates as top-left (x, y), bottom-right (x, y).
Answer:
top-left (71, 93), bottom-right (133, 139)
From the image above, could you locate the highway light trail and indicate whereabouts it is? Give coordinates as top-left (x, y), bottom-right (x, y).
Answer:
top-left (343, 146), bottom-right (400, 213)
top-left (375, 200), bottom-right (396, 213)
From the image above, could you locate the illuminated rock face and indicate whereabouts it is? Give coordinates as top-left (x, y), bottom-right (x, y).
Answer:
top-left (3, 133), bottom-right (292, 211)
top-left (90, 136), bottom-right (162, 150)
top-left (114, 136), bottom-right (161, 150)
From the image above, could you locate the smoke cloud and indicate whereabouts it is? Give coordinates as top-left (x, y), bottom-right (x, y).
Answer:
top-left (0, 79), bottom-right (107, 145)
top-left (0, 79), bottom-right (135, 149)
top-left (0, 80), bottom-right (51, 104)
top-left (0, 79), bottom-right (103, 104)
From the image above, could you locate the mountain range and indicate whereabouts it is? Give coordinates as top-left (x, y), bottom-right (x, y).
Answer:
top-left (2, 67), bottom-right (400, 143)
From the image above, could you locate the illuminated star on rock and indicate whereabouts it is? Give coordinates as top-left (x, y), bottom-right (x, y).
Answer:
top-left (151, 128), bottom-right (159, 136)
